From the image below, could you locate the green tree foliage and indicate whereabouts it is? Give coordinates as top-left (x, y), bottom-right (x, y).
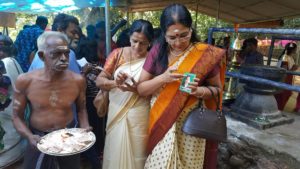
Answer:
top-left (130, 11), bottom-right (162, 28)
top-left (283, 18), bottom-right (300, 28)
top-left (8, 13), bottom-right (38, 41)
top-left (13, 7), bottom-right (300, 46)
top-left (8, 13), bottom-right (55, 41)
top-left (127, 9), bottom-right (233, 42)
top-left (7, 7), bottom-right (232, 42)
top-left (190, 10), bottom-right (232, 41)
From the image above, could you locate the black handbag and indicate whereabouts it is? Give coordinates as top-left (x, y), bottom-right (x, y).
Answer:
top-left (182, 87), bottom-right (227, 142)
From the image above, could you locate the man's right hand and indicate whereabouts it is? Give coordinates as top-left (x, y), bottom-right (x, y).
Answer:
top-left (28, 134), bottom-right (41, 147)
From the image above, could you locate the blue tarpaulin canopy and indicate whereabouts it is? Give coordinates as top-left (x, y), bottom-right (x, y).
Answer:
top-left (0, 0), bottom-right (300, 23)
top-left (0, 0), bottom-right (126, 13)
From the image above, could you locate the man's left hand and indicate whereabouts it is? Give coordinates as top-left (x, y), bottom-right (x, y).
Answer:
top-left (82, 126), bottom-right (93, 132)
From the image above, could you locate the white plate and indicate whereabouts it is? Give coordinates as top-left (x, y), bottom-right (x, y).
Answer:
top-left (37, 128), bottom-right (95, 156)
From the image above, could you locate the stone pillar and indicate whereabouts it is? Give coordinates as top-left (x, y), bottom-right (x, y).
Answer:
top-left (230, 65), bottom-right (294, 129)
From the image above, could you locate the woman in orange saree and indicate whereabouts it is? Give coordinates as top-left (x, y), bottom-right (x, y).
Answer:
top-left (137, 4), bottom-right (226, 169)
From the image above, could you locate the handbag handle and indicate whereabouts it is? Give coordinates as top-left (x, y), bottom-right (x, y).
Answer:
top-left (206, 87), bottom-right (221, 111)
top-left (196, 87), bottom-right (221, 109)
top-left (206, 87), bottom-right (223, 117)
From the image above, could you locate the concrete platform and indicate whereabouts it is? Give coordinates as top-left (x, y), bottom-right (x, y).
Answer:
top-left (226, 114), bottom-right (300, 166)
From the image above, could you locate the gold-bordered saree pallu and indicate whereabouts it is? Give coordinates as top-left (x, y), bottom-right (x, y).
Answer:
top-left (144, 43), bottom-right (226, 169)
top-left (103, 58), bottom-right (150, 169)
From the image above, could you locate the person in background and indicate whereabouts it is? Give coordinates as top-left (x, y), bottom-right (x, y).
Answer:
top-left (95, 19), bottom-right (127, 41)
top-left (0, 60), bottom-right (10, 151)
top-left (116, 28), bottom-right (130, 48)
top-left (0, 34), bottom-right (23, 113)
top-left (12, 31), bottom-right (91, 169)
top-left (70, 25), bottom-right (86, 52)
top-left (28, 13), bottom-right (80, 74)
top-left (278, 42), bottom-right (297, 70)
top-left (86, 25), bottom-right (96, 40)
top-left (14, 16), bottom-right (48, 72)
top-left (76, 39), bottom-right (102, 169)
top-left (204, 37), bottom-right (215, 46)
top-left (137, 4), bottom-right (226, 169)
top-left (96, 19), bottom-right (153, 169)
top-left (240, 38), bottom-right (264, 65)
top-left (0, 60), bottom-right (11, 111)
top-left (275, 42), bottom-right (299, 111)
top-left (0, 35), bottom-right (17, 60)
top-left (0, 35), bottom-right (22, 159)
top-left (95, 21), bottom-right (117, 65)
top-left (0, 34), bottom-right (22, 95)
top-left (95, 19), bottom-right (127, 64)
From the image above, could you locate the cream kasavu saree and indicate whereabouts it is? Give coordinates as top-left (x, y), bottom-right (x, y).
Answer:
top-left (103, 58), bottom-right (150, 169)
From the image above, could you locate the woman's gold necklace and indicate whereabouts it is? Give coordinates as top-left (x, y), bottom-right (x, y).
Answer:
top-left (169, 43), bottom-right (192, 57)
top-left (168, 43), bottom-right (192, 63)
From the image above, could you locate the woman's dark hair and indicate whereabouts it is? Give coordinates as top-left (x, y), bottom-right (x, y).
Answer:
top-left (278, 42), bottom-right (297, 60)
top-left (86, 24), bottom-right (96, 40)
top-left (156, 4), bottom-right (199, 71)
top-left (0, 35), bottom-right (17, 57)
top-left (95, 21), bottom-right (105, 29)
top-left (285, 42), bottom-right (297, 55)
top-left (153, 27), bottom-right (162, 43)
top-left (36, 16), bottom-right (48, 30)
top-left (129, 19), bottom-right (154, 44)
top-left (116, 28), bottom-right (130, 48)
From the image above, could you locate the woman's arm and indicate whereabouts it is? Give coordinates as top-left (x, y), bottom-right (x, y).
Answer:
top-left (95, 48), bottom-right (122, 91)
top-left (95, 71), bottom-right (117, 91)
top-left (189, 72), bottom-right (222, 99)
top-left (137, 66), bottom-right (183, 97)
top-left (137, 70), bottom-right (164, 97)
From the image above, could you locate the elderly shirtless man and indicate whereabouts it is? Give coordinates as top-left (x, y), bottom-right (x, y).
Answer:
top-left (12, 31), bottom-right (90, 169)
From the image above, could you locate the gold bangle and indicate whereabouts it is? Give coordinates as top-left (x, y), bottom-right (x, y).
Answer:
top-left (198, 87), bottom-right (206, 98)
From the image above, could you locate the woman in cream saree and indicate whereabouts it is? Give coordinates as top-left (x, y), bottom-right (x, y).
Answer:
top-left (96, 19), bottom-right (154, 169)
top-left (103, 56), bottom-right (150, 169)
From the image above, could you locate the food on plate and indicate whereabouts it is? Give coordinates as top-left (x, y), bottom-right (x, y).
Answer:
top-left (37, 128), bottom-right (95, 155)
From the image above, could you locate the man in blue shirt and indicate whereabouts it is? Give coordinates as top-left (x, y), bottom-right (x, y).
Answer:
top-left (15, 16), bottom-right (48, 72)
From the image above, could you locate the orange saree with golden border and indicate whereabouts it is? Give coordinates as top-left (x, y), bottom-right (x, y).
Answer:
top-left (145, 43), bottom-right (226, 169)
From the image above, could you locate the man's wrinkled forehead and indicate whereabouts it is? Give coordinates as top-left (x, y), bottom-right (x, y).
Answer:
top-left (47, 46), bottom-right (70, 55)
